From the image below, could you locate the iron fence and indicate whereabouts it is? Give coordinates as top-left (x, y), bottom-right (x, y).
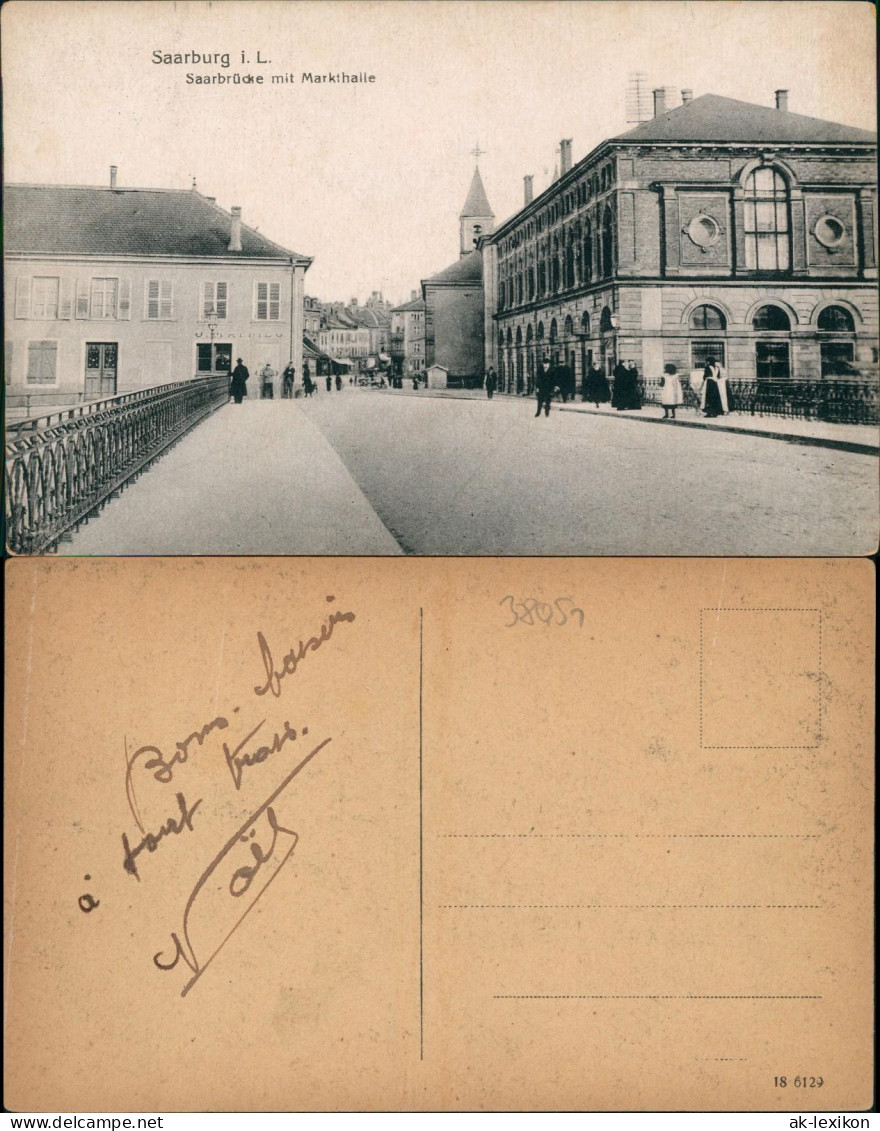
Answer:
top-left (5, 376), bottom-right (229, 553)
top-left (637, 376), bottom-right (879, 425)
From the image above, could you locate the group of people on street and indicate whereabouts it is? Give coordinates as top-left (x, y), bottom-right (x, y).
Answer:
top-left (228, 358), bottom-right (349, 402)
top-left (479, 355), bottom-right (730, 422)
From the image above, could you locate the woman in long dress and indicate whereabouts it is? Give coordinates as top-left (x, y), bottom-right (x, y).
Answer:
top-left (583, 363), bottom-right (611, 407)
top-left (612, 359), bottom-right (641, 410)
top-left (701, 358), bottom-right (728, 417)
top-left (659, 362), bottom-right (684, 419)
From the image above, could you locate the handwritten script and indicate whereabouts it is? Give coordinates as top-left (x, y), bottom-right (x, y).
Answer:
top-left (109, 596), bottom-right (356, 995)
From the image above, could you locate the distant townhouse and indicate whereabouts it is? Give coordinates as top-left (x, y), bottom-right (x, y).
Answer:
top-left (390, 292), bottom-right (426, 375)
top-left (4, 169), bottom-right (312, 405)
top-left (482, 90), bottom-right (878, 395)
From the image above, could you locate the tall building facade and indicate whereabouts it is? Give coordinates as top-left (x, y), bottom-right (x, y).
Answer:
top-left (4, 173), bottom-right (311, 404)
top-left (482, 91), bottom-right (877, 396)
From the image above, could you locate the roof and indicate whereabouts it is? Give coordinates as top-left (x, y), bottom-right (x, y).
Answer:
top-left (391, 297), bottom-right (426, 313)
top-left (613, 94), bottom-right (877, 145)
top-left (303, 334), bottom-right (329, 359)
top-left (3, 184), bottom-right (311, 261)
top-left (460, 166), bottom-right (494, 218)
top-left (423, 250), bottom-right (483, 287)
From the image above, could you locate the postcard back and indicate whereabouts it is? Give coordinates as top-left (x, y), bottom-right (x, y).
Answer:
top-left (4, 557), bottom-right (873, 1110)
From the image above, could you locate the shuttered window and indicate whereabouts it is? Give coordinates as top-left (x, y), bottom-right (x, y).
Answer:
top-left (26, 340), bottom-right (58, 384)
top-left (202, 282), bottom-right (228, 319)
top-left (254, 281), bottom-right (281, 320)
top-left (90, 278), bottom-right (118, 319)
top-left (31, 277), bottom-right (60, 319)
top-left (145, 280), bottom-right (174, 320)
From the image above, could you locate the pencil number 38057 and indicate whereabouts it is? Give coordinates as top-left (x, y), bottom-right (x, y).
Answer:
top-left (500, 596), bottom-right (584, 628)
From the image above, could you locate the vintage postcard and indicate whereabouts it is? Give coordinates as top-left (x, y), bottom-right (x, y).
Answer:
top-left (4, 556), bottom-right (873, 1111)
top-left (2, 0), bottom-right (878, 556)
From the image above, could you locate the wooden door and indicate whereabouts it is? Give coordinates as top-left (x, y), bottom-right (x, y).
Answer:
top-left (85, 342), bottom-right (118, 398)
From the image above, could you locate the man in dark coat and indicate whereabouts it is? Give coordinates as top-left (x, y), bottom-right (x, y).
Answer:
top-left (282, 363), bottom-right (295, 398)
top-left (535, 356), bottom-right (554, 417)
top-left (229, 358), bottom-right (249, 404)
top-left (485, 366), bottom-right (498, 399)
top-left (556, 363), bottom-right (575, 403)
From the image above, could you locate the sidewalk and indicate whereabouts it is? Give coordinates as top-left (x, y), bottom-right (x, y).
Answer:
top-left (61, 399), bottom-right (404, 554)
top-left (380, 387), bottom-right (879, 455)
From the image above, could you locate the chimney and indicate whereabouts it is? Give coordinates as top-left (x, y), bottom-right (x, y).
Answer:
top-left (560, 139), bottom-right (573, 176)
top-left (411, 289), bottom-right (418, 301)
top-left (228, 206), bottom-right (242, 252)
top-left (109, 165), bottom-right (118, 188)
top-left (775, 89), bottom-right (789, 112)
top-left (524, 174), bottom-right (534, 205)
top-left (653, 88), bottom-right (667, 117)
top-left (681, 89), bottom-right (693, 104)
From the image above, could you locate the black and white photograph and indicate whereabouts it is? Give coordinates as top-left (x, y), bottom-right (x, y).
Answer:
top-left (3, 0), bottom-right (878, 556)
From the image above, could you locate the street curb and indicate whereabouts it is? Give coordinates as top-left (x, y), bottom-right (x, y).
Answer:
top-left (557, 406), bottom-right (880, 456)
top-left (377, 387), bottom-right (879, 455)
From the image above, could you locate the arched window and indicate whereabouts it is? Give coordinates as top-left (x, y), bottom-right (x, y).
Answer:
top-left (551, 257), bottom-right (560, 291)
top-left (527, 267), bottom-right (535, 300)
top-left (599, 306), bottom-right (613, 333)
top-left (752, 305), bottom-right (791, 380)
top-left (817, 306), bottom-right (857, 377)
top-left (818, 305), bottom-right (855, 333)
top-left (743, 168), bottom-right (790, 271)
top-left (515, 326), bottom-right (523, 346)
top-left (498, 282), bottom-right (505, 311)
top-left (581, 311), bottom-right (591, 337)
top-left (689, 304), bottom-right (727, 331)
top-left (582, 221), bottom-right (593, 282)
top-left (526, 325), bottom-right (533, 344)
top-left (601, 207), bottom-right (614, 278)
top-left (565, 245), bottom-right (575, 288)
top-left (752, 305), bottom-right (791, 332)
top-left (537, 321), bottom-right (544, 342)
top-left (564, 315), bottom-right (574, 338)
top-left (549, 318), bottom-right (557, 344)
top-left (506, 327), bottom-right (513, 346)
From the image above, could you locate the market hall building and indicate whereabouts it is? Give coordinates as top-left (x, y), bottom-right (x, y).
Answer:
top-left (482, 90), bottom-right (878, 398)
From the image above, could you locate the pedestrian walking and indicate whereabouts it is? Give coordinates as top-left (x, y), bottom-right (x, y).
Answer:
top-left (659, 362), bottom-right (684, 419)
top-left (557, 363), bottom-right (575, 403)
top-left (611, 359), bottom-right (641, 410)
top-left (260, 361), bottom-right (276, 399)
top-left (326, 374), bottom-right (333, 392)
top-left (335, 374), bottom-right (343, 391)
top-left (701, 357), bottom-right (728, 417)
top-left (229, 358), bottom-right (249, 405)
top-left (583, 362), bottom-right (610, 407)
top-left (485, 366), bottom-right (498, 399)
top-left (535, 355), bottom-right (553, 417)
top-left (282, 363), bottom-right (295, 398)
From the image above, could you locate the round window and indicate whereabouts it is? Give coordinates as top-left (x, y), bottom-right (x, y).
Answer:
top-left (687, 214), bottom-right (720, 249)
top-left (814, 215), bottom-right (846, 248)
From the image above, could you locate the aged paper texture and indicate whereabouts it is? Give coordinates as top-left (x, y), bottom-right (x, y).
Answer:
top-left (4, 557), bottom-right (873, 1111)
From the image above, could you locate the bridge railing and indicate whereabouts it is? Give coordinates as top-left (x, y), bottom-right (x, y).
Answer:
top-left (5, 376), bottom-right (229, 554)
top-left (637, 376), bottom-right (879, 426)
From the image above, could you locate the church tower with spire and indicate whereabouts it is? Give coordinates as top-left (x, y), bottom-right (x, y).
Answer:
top-left (459, 160), bottom-right (494, 258)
